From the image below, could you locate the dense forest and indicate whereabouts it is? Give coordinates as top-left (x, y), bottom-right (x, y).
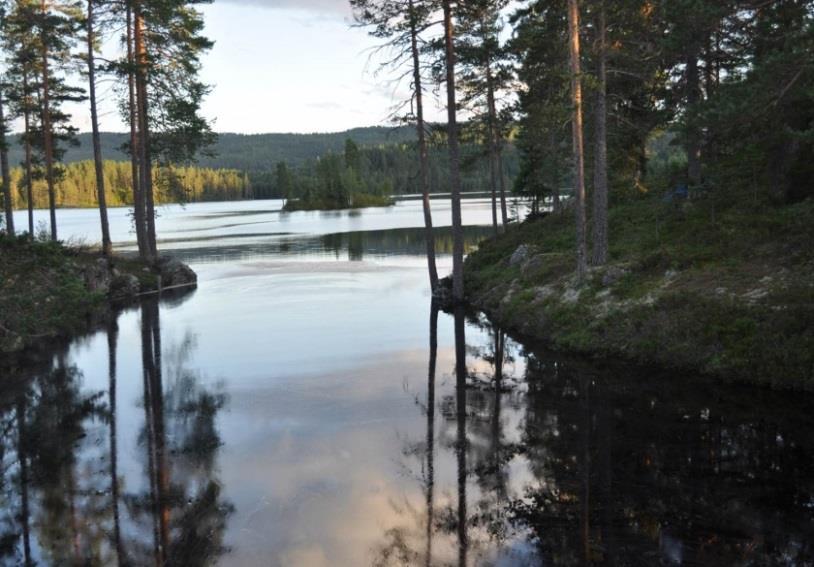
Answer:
top-left (1, 126), bottom-right (519, 206)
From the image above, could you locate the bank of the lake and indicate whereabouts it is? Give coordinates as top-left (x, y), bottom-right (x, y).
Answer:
top-left (462, 195), bottom-right (814, 389)
top-left (0, 236), bottom-right (196, 356)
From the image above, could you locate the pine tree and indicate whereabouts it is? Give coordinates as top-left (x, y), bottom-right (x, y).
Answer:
top-left (567, 0), bottom-right (588, 281)
top-left (0, 81), bottom-right (14, 236)
top-left (351, 0), bottom-right (440, 290)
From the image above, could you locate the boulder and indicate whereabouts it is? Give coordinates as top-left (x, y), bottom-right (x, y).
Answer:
top-left (509, 245), bottom-right (532, 267)
top-left (601, 265), bottom-right (629, 287)
top-left (110, 274), bottom-right (141, 301)
top-left (156, 257), bottom-right (197, 288)
top-left (83, 258), bottom-right (114, 294)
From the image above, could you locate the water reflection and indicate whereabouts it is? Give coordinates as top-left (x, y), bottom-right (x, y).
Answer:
top-left (0, 295), bottom-right (231, 566)
top-left (2, 297), bottom-right (814, 565)
top-left (372, 310), bottom-right (814, 566)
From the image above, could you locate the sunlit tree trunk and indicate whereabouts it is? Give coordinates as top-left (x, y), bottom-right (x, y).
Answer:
top-left (567, 0), bottom-right (588, 281)
top-left (134, 4), bottom-right (157, 260)
top-left (0, 88), bottom-right (14, 236)
top-left (87, 0), bottom-right (112, 255)
top-left (126, 4), bottom-right (146, 257)
top-left (442, 0), bottom-right (465, 302)
top-left (592, 0), bottom-right (609, 266)
top-left (40, 0), bottom-right (58, 241)
top-left (22, 72), bottom-right (35, 238)
top-left (408, 0), bottom-right (438, 291)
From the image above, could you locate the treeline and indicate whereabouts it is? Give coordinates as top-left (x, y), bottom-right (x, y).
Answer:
top-left (260, 136), bottom-right (519, 199)
top-left (0, 0), bottom-right (213, 261)
top-left (8, 161), bottom-right (251, 209)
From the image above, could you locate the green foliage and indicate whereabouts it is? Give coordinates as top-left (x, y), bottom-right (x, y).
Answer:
top-left (5, 159), bottom-right (250, 209)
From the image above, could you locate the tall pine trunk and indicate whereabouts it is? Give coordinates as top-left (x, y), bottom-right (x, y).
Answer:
top-left (591, 0), bottom-right (609, 266)
top-left (126, 4), bottom-right (146, 257)
top-left (408, 0), bottom-right (438, 291)
top-left (0, 88), bottom-right (14, 236)
top-left (87, 0), bottom-right (112, 255)
top-left (442, 0), bottom-right (465, 302)
top-left (134, 4), bottom-right (157, 260)
top-left (484, 46), bottom-right (507, 228)
top-left (40, 0), bottom-right (58, 241)
top-left (22, 72), bottom-right (35, 239)
top-left (567, 0), bottom-right (588, 281)
top-left (686, 47), bottom-right (702, 188)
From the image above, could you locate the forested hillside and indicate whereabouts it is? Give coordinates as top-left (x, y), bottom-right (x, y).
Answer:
top-left (4, 126), bottom-right (518, 202)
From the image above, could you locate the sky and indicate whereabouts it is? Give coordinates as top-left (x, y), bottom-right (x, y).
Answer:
top-left (81, 0), bottom-right (448, 135)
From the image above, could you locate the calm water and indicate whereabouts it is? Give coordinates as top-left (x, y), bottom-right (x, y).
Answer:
top-left (2, 199), bottom-right (813, 566)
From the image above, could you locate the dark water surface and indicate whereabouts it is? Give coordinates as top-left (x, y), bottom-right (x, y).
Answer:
top-left (2, 199), bottom-right (813, 566)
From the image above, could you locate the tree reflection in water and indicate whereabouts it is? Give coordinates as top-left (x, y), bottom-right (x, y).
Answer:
top-left (0, 294), bottom-right (232, 566)
top-left (128, 298), bottom-right (233, 566)
top-left (373, 307), bottom-right (814, 566)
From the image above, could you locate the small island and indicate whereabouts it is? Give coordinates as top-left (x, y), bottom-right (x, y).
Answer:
top-left (279, 139), bottom-right (395, 211)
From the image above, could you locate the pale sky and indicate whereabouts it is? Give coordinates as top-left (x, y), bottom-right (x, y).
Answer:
top-left (77, 0), bottom-right (448, 135)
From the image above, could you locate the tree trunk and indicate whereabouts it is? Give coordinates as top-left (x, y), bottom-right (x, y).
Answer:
top-left (135, 5), bottom-right (157, 261)
top-left (592, 0), bottom-right (609, 267)
top-left (0, 88), bottom-right (14, 236)
top-left (567, 0), bottom-right (589, 281)
top-left (87, 0), bottom-right (112, 255)
top-left (22, 72), bottom-right (35, 239)
top-left (409, 0), bottom-right (439, 291)
top-left (126, 4), bottom-right (146, 257)
top-left (442, 0), bottom-right (465, 302)
top-left (40, 0), bottom-right (58, 241)
top-left (686, 48), bottom-right (702, 188)
top-left (485, 50), bottom-right (508, 228)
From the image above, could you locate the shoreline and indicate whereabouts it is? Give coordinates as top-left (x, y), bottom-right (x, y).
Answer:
top-left (455, 197), bottom-right (814, 390)
top-left (0, 236), bottom-right (197, 359)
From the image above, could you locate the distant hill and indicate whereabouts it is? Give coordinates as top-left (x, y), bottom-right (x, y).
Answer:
top-left (5, 126), bottom-right (418, 171)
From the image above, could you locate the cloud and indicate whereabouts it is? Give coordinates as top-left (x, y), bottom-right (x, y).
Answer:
top-left (217, 0), bottom-right (352, 16)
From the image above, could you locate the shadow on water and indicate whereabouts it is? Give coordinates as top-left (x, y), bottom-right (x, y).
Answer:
top-left (371, 306), bottom-right (814, 566)
top-left (0, 292), bottom-right (232, 566)
top-left (165, 225), bottom-right (495, 265)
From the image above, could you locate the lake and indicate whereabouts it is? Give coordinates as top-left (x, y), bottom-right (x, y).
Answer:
top-left (2, 198), bottom-right (813, 566)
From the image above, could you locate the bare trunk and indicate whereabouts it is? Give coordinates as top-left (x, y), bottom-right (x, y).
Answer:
top-left (591, 1), bottom-right (609, 266)
top-left (409, 0), bottom-right (438, 291)
top-left (88, 0), bottom-right (112, 255)
top-left (40, 0), bottom-right (58, 241)
top-left (135, 5), bottom-right (157, 261)
top-left (127, 4), bottom-right (146, 257)
top-left (23, 73), bottom-right (35, 238)
top-left (567, 0), bottom-right (589, 281)
top-left (686, 49), bottom-right (702, 187)
top-left (442, 0), bottom-right (465, 302)
top-left (485, 53), bottom-right (508, 227)
top-left (0, 88), bottom-right (14, 236)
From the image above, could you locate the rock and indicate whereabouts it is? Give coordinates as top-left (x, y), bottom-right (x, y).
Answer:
top-left (84, 258), bottom-right (114, 294)
top-left (563, 287), bottom-right (581, 304)
top-left (110, 274), bottom-right (141, 301)
top-left (533, 285), bottom-right (557, 302)
top-left (509, 245), bottom-right (531, 267)
top-left (156, 257), bottom-right (197, 288)
top-left (601, 265), bottom-right (629, 287)
top-left (522, 254), bottom-right (546, 276)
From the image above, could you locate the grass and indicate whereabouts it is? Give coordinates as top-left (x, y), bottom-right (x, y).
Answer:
top-left (464, 193), bottom-right (814, 389)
